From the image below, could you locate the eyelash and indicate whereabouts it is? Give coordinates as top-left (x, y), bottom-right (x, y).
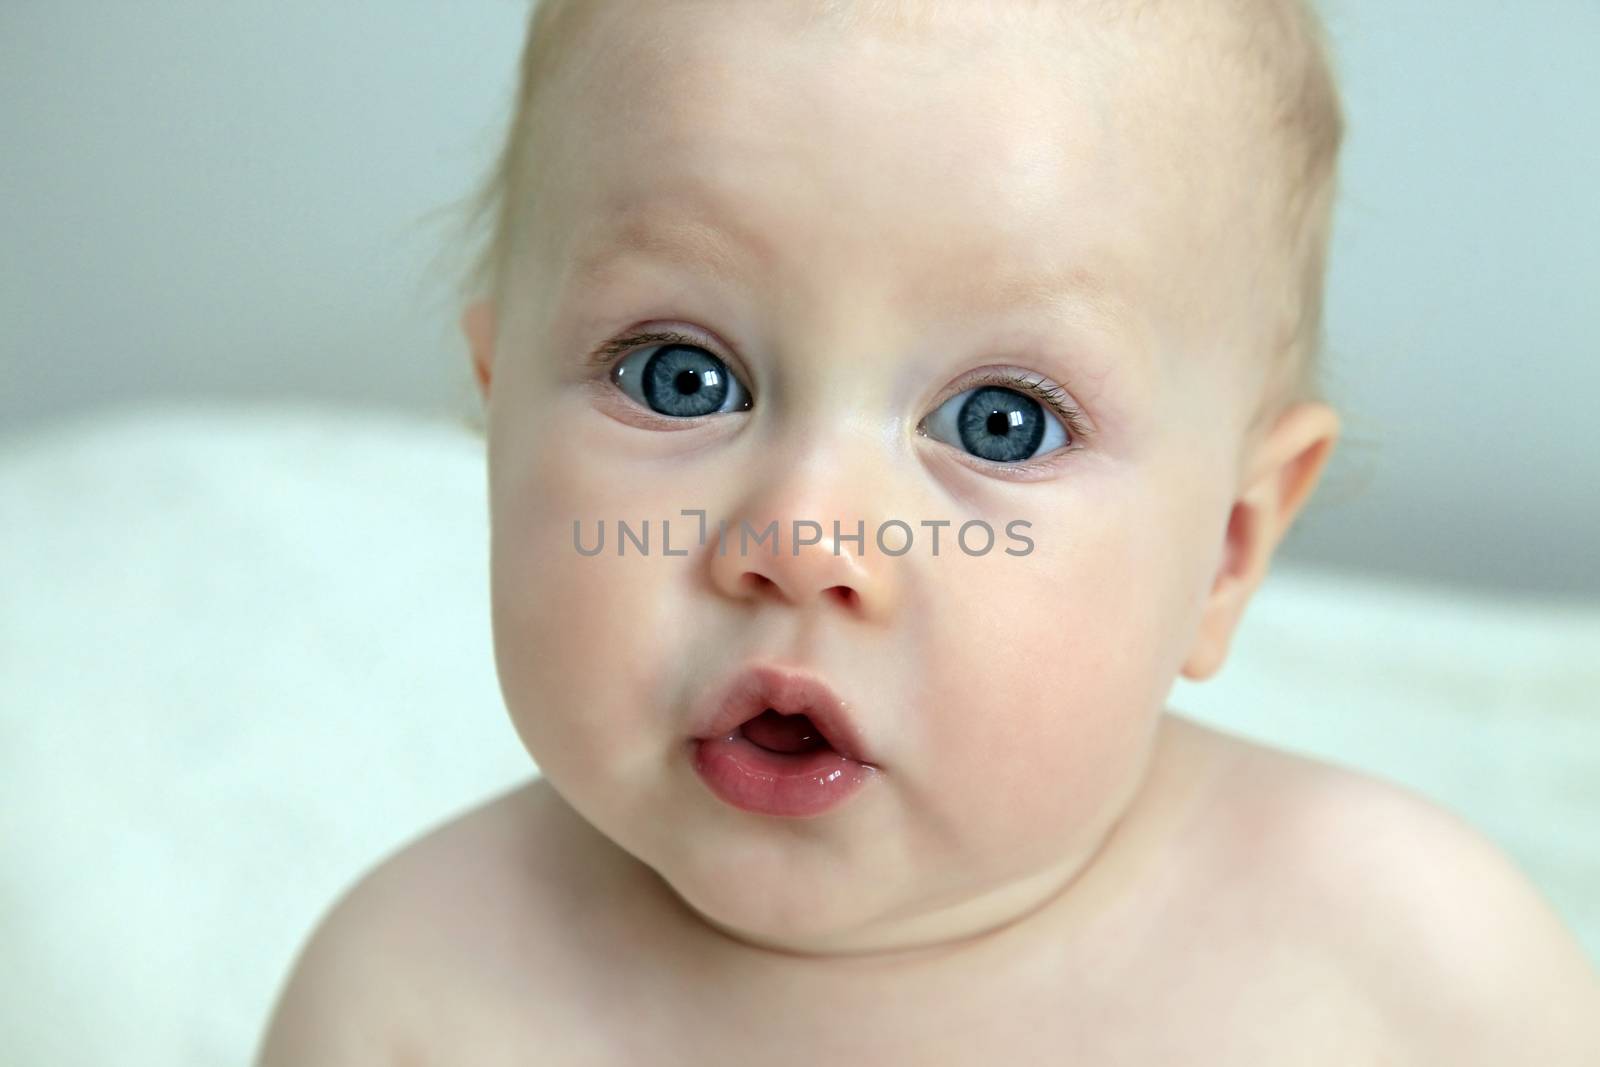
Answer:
top-left (587, 328), bottom-right (1094, 456)
top-left (950, 368), bottom-right (1094, 453)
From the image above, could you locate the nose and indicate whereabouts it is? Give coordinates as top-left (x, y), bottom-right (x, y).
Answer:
top-left (708, 496), bottom-right (900, 626)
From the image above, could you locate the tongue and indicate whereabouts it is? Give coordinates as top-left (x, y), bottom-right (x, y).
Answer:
top-left (740, 708), bottom-right (831, 755)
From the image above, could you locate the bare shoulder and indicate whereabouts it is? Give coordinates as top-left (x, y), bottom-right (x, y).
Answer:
top-left (1173, 714), bottom-right (1600, 1064)
top-left (255, 776), bottom-right (584, 1066)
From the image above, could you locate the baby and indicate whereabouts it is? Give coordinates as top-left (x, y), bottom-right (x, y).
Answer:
top-left (257, 0), bottom-right (1600, 1063)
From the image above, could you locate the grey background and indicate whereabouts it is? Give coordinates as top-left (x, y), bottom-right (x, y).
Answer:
top-left (3, 0), bottom-right (1597, 600)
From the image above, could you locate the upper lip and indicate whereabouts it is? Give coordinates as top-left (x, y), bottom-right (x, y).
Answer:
top-left (692, 662), bottom-right (878, 766)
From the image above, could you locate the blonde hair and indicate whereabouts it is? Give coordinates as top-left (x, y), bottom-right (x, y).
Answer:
top-left (437, 0), bottom-right (1346, 443)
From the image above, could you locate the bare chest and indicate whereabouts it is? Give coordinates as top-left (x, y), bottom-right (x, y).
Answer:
top-left (409, 913), bottom-right (1392, 1067)
top-left (400, 773), bottom-right (1397, 1066)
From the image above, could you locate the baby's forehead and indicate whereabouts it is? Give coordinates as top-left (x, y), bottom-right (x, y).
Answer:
top-left (525, 0), bottom-right (1318, 346)
top-left (545, 0), bottom-right (1293, 176)
top-left (548, 6), bottom-right (1282, 238)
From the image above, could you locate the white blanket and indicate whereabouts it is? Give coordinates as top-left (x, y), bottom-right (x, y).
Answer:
top-left (2, 402), bottom-right (1595, 1066)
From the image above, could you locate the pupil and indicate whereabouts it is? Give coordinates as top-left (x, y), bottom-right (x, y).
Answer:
top-left (956, 386), bottom-right (1044, 463)
top-left (640, 345), bottom-right (732, 417)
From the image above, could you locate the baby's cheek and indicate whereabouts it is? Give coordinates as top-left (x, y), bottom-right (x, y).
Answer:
top-left (489, 434), bottom-right (693, 775)
top-left (922, 515), bottom-right (1171, 825)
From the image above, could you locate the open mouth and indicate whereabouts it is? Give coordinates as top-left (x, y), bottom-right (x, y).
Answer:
top-left (691, 664), bottom-right (875, 764)
top-left (689, 678), bottom-right (881, 818)
top-left (738, 707), bottom-right (833, 755)
top-left (689, 660), bottom-right (880, 782)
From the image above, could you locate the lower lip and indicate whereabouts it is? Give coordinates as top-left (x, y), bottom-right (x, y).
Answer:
top-left (690, 732), bottom-right (879, 818)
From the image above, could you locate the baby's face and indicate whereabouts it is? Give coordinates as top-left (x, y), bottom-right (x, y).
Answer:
top-left (479, 1), bottom-right (1281, 957)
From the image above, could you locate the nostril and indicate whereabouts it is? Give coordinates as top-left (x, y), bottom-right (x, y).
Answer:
top-left (741, 573), bottom-right (778, 594)
top-left (827, 586), bottom-right (858, 609)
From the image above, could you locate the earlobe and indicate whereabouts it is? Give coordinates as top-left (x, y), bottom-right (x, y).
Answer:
top-left (460, 299), bottom-right (497, 397)
top-left (1179, 501), bottom-right (1257, 683)
top-left (1179, 401), bottom-right (1341, 682)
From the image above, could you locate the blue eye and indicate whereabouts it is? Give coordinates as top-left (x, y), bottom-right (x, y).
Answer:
top-left (921, 384), bottom-right (1070, 463)
top-left (611, 342), bottom-right (752, 418)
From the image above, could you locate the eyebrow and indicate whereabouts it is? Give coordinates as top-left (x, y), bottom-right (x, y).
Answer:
top-left (570, 208), bottom-right (765, 289)
top-left (960, 263), bottom-right (1132, 331)
top-left (568, 198), bottom-right (1132, 330)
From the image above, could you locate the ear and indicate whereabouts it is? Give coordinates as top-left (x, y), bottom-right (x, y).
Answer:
top-left (1180, 401), bottom-right (1341, 681)
top-left (460, 299), bottom-right (497, 399)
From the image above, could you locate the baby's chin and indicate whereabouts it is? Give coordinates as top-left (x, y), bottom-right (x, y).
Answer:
top-left (655, 871), bottom-right (990, 963)
top-left (597, 782), bottom-right (1133, 961)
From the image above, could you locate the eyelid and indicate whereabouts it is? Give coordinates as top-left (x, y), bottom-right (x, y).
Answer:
top-left (934, 364), bottom-right (1095, 447)
top-left (588, 328), bottom-right (1094, 460)
top-left (586, 326), bottom-right (741, 377)
top-left (586, 325), bottom-right (754, 428)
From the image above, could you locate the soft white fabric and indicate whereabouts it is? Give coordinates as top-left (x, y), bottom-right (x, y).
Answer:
top-left (2, 402), bottom-right (1595, 1067)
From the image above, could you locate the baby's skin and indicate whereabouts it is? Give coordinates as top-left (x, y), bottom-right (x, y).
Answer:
top-left (257, 1), bottom-right (1600, 1063)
